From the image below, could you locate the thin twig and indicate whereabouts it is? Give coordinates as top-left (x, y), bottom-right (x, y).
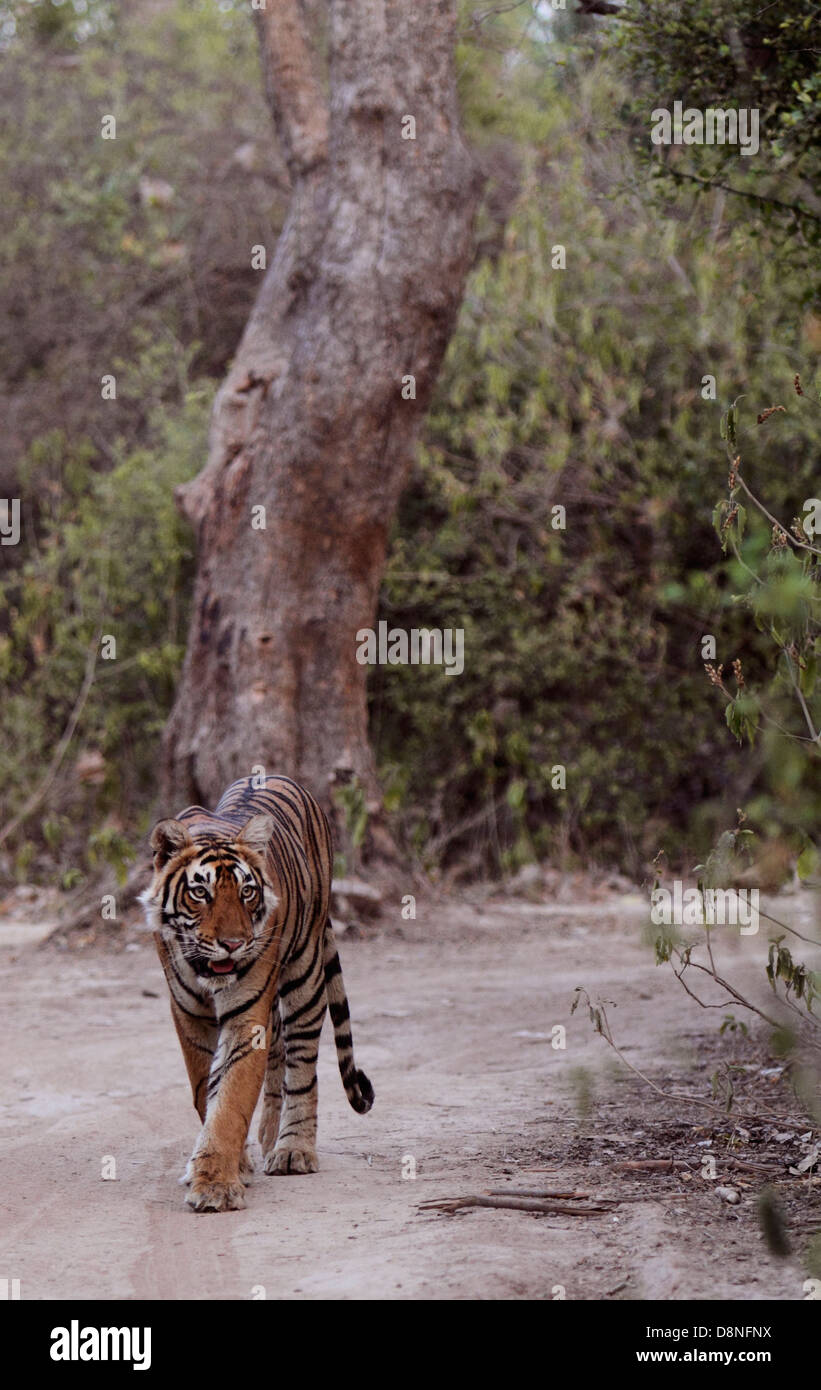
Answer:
top-left (677, 954), bottom-right (821, 1050)
top-left (734, 471), bottom-right (821, 559)
top-left (577, 994), bottom-right (789, 1125)
top-left (756, 905), bottom-right (821, 948)
top-left (667, 169), bottom-right (821, 227)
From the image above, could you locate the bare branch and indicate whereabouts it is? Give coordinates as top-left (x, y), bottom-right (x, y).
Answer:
top-left (668, 168), bottom-right (821, 227)
top-left (734, 469), bottom-right (821, 559)
top-left (576, 992), bottom-right (788, 1124)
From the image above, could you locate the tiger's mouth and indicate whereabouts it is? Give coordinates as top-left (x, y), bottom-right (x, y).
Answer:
top-left (208, 959), bottom-right (237, 975)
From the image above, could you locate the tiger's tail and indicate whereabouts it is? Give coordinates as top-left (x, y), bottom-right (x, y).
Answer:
top-left (323, 920), bottom-right (374, 1114)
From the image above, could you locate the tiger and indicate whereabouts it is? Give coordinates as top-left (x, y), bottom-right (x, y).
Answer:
top-left (140, 773), bottom-right (374, 1212)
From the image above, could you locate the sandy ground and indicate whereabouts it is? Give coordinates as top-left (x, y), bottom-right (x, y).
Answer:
top-left (1, 885), bottom-right (819, 1301)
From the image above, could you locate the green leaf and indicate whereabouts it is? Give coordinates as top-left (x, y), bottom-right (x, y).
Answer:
top-left (797, 843), bottom-right (818, 881)
top-left (506, 778), bottom-right (526, 810)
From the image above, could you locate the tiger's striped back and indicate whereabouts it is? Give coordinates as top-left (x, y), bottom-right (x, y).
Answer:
top-left (208, 775), bottom-right (373, 1114)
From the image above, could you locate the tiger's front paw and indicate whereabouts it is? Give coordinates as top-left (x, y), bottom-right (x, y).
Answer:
top-left (185, 1177), bottom-right (246, 1212)
top-left (183, 1149), bottom-right (247, 1211)
top-left (182, 1145), bottom-right (254, 1188)
top-left (263, 1143), bottom-right (318, 1175)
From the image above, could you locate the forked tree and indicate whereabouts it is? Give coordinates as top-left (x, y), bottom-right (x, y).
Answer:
top-left (160, 0), bottom-right (481, 858)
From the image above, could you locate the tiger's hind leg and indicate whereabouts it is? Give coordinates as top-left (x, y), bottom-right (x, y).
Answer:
top-left (262, 947), bottom-right (327, 1175)
top-left (258, 997), bottom-right (284, 1161)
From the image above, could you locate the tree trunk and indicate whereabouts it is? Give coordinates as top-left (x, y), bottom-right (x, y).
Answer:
top-left (160, 0), bottom-right (481, 860)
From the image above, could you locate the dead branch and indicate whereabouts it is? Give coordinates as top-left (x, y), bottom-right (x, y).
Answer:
top-left (616, 1156), bottom-right (783, 1175)
top-left (487, 1187), bottom-right (598, 1199)
top-left (419, 1195), bottom-right (616, 1216)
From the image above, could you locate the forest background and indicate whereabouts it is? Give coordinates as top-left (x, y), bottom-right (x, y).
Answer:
top-left (0, 0), bottom-right (818, 892)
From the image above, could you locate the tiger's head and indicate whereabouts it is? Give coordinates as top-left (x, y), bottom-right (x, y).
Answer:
top-left (140, 814), bottom-right (279, 990)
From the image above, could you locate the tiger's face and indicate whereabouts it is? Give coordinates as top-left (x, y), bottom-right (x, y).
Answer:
top-left (140, 814), bottom-right (279, 991)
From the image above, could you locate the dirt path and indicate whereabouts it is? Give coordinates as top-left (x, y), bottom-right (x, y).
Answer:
top-left (1, 888), bottom-right (818, 1301)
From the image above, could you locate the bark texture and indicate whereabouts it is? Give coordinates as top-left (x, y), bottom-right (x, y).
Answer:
top-left (161, 2), bottom-right (480, 845)
top-left (161, 0), bottom-right (481, 852)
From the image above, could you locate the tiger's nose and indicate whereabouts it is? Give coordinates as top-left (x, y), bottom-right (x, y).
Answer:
top-left (220, 939), bottom-right (244, 953)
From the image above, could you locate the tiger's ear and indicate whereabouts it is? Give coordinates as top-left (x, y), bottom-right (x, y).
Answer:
top-left (150, 818), bottom-right (193, 869)
top-left (237, 814), bottom-right (274, 857)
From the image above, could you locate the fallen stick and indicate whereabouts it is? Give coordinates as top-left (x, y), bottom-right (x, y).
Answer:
top-left (616, 1156), bottom-right (783, 1175)
top-left (419, 1195), bottom-right (615, 1216)
top-left (720, 1156), bottom-right (785, 1174)
top-left (490, 1187), bottom-right (691, 1205)
top-left (487, 1188), bottom-right (601, 1200)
